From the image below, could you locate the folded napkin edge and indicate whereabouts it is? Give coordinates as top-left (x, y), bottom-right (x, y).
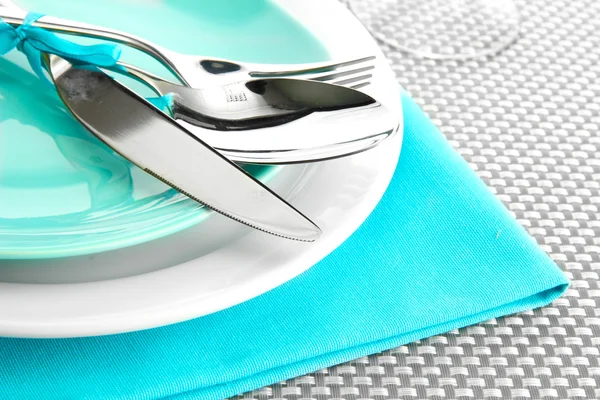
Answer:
top-left (171, 281), bottom-right (568, 400)
top-left (170, 92), bottom-right (572, 400)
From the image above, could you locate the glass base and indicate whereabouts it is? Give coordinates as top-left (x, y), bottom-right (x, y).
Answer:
top-left (346, 0), bottom-right (520, 60)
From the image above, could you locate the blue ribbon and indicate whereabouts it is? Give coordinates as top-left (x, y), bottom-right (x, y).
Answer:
top-left (0, 12), bottom-right (122, 82)
top-left (0, 12), bottom-right (173, 113)
top-left (146, 93), bottom-right (174, 113)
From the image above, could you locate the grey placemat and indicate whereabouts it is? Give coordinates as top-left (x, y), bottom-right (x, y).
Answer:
top-left (234, 0), bottom-right (599, 398)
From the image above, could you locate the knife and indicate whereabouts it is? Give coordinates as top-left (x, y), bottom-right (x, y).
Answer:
top-left (46, 55), bottom-right (321, 241)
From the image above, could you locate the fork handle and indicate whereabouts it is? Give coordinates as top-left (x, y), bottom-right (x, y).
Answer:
top-left (0, 6), bottom-right (187, 85)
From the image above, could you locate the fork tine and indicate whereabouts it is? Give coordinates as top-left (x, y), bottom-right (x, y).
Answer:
top-left (249, 55), bottom-right (376, 78)
top-left (311, 62), bottom-right (374, 89)
top-left (331, 73), bottom-right (373, 87)
top-left (297, 61), bottom-right (375, 89)
top-left (311, 65), bottom-right (375, 83)
top-left (248, 55), bottom-right (375, 90)
top-left (349, 81), bottom-right (371, 90)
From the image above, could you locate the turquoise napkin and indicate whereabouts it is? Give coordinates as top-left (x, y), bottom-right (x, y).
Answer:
top-left (0, 92), bottom-right (568, 400)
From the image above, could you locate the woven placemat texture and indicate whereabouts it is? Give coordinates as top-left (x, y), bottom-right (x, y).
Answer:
top-left (233, 0), bottom-right (600, 398)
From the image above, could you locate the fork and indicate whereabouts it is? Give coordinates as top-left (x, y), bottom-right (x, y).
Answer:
top-left (0, 3), bottom-right (375, 90)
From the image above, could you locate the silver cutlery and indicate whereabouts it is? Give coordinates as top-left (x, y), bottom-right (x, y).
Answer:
top-left (103, 61), bottom-right (399, 164)
top-left (1, 1), bottom-right (398, 164)
top-left (46, 56), bottom-right (398, 165)
top-left (46, 54), bottom-right (322, 241)
top-left (0, 4), bottom-right (375, 89)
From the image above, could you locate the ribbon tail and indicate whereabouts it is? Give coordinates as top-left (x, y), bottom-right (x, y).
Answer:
top-left (0, 22), bottom-right (19, 56)
top-left (20, 41), bottom-right (51, 84)
top-left (146, 93), bottom-right (174, 114)
top-left (27, 29), bottom-right (122, 68)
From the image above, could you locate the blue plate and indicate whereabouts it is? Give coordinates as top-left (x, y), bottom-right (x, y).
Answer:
top-left (0, 0), bottom-right (329, 259)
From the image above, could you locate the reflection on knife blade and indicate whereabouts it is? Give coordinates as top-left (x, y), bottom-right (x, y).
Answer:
top-left (46, 55), bottom-right (321, 242)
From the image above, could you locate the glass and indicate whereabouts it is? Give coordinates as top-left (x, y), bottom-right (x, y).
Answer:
top-left (346, 0), bottom-right (520, 60)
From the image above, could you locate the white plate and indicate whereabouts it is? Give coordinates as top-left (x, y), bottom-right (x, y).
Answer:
top-left (0, 0), bottom-right (403, 338)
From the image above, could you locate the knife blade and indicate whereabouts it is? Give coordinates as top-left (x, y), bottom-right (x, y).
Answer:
top-left (47, 55), bottom-right (321, 241)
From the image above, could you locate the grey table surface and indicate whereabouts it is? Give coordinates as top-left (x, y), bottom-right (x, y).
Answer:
top-left (234, 0), bottom-right (600, 398)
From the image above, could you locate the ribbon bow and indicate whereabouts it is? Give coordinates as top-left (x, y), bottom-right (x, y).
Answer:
top-left (0, 12), bottom-right (173, 113)
top-left (0, 12), bottom-right (122, 82)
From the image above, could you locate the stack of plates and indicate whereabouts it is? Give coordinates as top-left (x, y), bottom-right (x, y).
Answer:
top-left (0, 0), bottom-right (403, 338)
